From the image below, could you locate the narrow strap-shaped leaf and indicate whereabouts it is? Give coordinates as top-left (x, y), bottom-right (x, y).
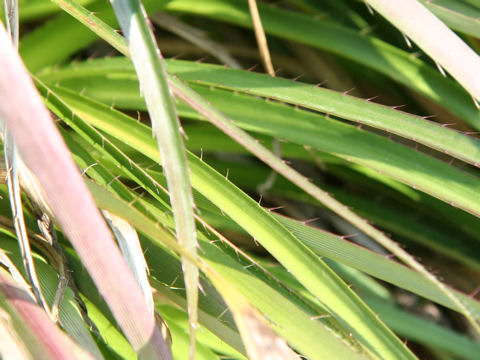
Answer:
top-left (3, 133), bottom-right (51, 316)
top-left (109, 1), bottom-right (198, 357)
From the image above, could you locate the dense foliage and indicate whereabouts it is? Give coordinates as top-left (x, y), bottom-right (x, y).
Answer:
top-left (1, 0), bottom-right (480, 359)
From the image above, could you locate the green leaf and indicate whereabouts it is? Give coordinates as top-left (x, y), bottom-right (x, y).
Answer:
top-left (110, 0), bottom-right (197, 357)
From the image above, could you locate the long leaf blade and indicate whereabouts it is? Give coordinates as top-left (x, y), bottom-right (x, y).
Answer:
top-left (109, 1), bottom-right (198, 357)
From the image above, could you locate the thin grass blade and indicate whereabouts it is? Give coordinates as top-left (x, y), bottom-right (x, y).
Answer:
top-left (109, 2), bottom-right (198, 358)
top-left (3, 134), bottom-right (51, 316)
top-left (247, 0), bottom-right (274, 76)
